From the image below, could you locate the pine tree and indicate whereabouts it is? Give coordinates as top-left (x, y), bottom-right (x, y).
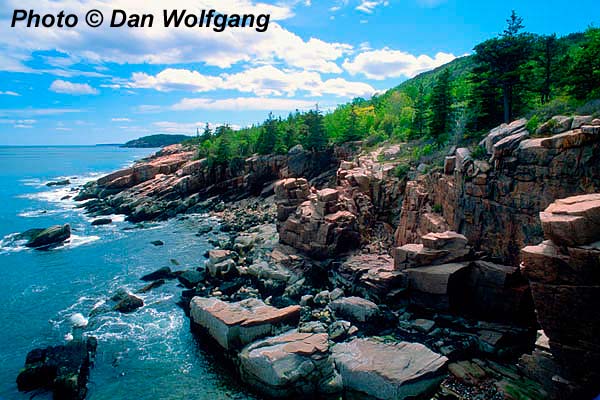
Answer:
top-left (200, 123), bottom-right (212, 142)
top-left (303, 108), bottom-right (327, 151)
top-left (257, 112), bottom-right (278, 155)
top-left (429, 69), bottom-right (452, 141)
top-left (472, 10), bottom-right (534, 124)
top-left (412, 83), bottom-right (427, 136)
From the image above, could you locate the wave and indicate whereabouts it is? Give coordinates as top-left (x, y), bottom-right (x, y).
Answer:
top-left (0, 232), bottom-right (29, 254)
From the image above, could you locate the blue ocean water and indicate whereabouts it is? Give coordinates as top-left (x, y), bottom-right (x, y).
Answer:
top-left (0, 146), bottom-right (255, 399)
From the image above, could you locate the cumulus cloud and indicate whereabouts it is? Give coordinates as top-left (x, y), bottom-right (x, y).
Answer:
top-left (171, 97), bottom-right (317, 111)
top-left (343, 49), bottom-right (457, 80)
top-left (126, 66), bottom-right (375, 98)
top-left (152, 121), bottom-right (240, 133)
top-left (0, 91), bottom-right (20, 96)
top-left (50, 80), bottom-right (99, 95)
top-left (128, 69), bottom-right (224, 92)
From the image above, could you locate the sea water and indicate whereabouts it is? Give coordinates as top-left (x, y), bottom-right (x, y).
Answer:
top-left (0, 146), bottom-right (256, 399)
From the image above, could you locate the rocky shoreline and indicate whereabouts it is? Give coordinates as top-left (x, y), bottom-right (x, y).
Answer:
top-left (18, 116), bottom-right (600, 399)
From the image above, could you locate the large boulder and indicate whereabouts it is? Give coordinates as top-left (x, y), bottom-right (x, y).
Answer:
top-left (25, 224), bottom-right (71, 249)
top-left (329, 296), bottom-right (380, 323)
top-left (239, 330), bottom-right (341, 398)
top-left (190, 297), bottom-right (301, 350)
top-left (332, 338), bottom-right (447, 400)
top-left (539, 193), bottom-right (600, 247)
top-left (17, 338), bottom-right (97, 400)
top-left (404, 262), bottom-right (471, 311)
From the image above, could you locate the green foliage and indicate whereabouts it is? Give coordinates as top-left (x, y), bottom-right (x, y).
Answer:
top-left (567, 27), bottom-right (600, 100)
top-left (429, 69), bottom-right (453, 140)
top-left (303, 108), bottom-right (328, 151)
top-left (432, 204), bottom-right (443, 213)
top-left (525, 114), bottom-right (541, 133)
top-left (471, 145), bottom-right (488, 160)
top-left (179, 15), bottom-right (597, 164)
top-left (393, 164), bottom-right (410, 179)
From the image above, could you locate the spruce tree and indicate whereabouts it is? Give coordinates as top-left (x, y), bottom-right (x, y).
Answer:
top-left (429, 69), bottom-right (452, 141)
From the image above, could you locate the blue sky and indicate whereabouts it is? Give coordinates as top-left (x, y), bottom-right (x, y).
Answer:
top-left (0, 0), bottom-right (598, 145)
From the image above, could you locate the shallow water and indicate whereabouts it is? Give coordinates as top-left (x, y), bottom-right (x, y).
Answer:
top-left (0, 146), bottom-right (256, 399)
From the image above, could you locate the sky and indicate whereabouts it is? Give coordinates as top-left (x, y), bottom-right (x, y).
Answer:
top-left (0, 0), bottom-right (598, 145)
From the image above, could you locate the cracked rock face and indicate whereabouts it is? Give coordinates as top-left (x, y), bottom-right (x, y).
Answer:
top-left (521, 193), bottom-right (600, 397)
top-left (332, 338), bottom-right (447, 400)
top-left (239, 330), bottom-right (341, 398)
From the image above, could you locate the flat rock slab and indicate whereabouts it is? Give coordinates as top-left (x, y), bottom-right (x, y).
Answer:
top-left (239, 330), bottom-right (341, 398)
top-left (540, 194), bottom-right (600, 246)
top-left (190, 297), bottom-right (301, 350)
top-left (333, 338), bottom-right (447, 400)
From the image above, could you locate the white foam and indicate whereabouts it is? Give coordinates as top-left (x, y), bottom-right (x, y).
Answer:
top-left (70, 313), bottom-right (89, 328)
top-left (63, 234), bottom-right (100, 248)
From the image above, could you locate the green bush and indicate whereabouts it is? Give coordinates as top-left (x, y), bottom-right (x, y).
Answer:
top-left (471, 145), bottom-right (488, 160)
top-left (393, 164), bottom-right (410, 179)
top-left (432, 204), bottom-right (443, 213)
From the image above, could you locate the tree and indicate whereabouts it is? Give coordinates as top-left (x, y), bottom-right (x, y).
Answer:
top-left (303, 108), bottom-right (327, 151)
top-left (472, 10), bottom-right (534, 124)
top-left (200, 123), bottom-right (212, 142)
top-left (568, 27), bottom-right (600, 100)
top-left (412, 83), bottom-right (427, 136)
top-left (256, 112), bottom-right (278, 155)
top-left (213, 135), bottom-right (230, 166)
top-left (537, 34), bottom-right (559, 103)
top-left (429, 69), bottom-right (453, 141)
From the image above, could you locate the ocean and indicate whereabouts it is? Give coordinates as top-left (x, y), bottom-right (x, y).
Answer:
top-left (0, 146), bottom-right (255, 399)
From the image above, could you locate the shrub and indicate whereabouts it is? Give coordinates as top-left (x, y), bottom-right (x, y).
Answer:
top-left (393, 164), bottom-right (410, 179)
top-left (432, 204), bottom-right (443, 213)
top-left (471, 145), bottom-right (488, 160)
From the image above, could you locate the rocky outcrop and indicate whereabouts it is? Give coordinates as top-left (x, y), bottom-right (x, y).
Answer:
top-left (395, 117), bottom-right (600, 264)
top-left (520, 194), bottom-right (600, 398)
top-left (17, 338), bottom-right (97, 400)
top-left (276, 181), bottom-right (360, 259)
top-left (332, 338), bottom-right (448, 400)
top-left (239, 330), bottom-right (341, 398)
top-left (331, 254), bottom-right (404, 302)
top-left (76, 144), bottom-right (336, 222)
top-left (24, 224), bottom-right (71, 249)
top-left (189, 297), bottom-right (301, 350)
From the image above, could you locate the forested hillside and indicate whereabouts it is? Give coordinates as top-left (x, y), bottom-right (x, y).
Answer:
top-left (184, 12), bottom-right (600, 168)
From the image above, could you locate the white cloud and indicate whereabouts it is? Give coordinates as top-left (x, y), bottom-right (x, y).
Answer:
top-left (0, 91), bottom-right (20, 96)
top-left (111, 118), bottom-right (132, 122)
top-left (50, 80), bottom-right (99, 95)
top-left (343, 49), bottom-right (457, 80)
top-left (126, 65), bottom-right (375, 98)
top-left (128, 69), bottom-right (223, 92)
top-left (0, 0), bottom-right (351, 74)
top-left (356, 0), bottom-right (389, 13)
top-left (171, 97), bottom-right (317, 111)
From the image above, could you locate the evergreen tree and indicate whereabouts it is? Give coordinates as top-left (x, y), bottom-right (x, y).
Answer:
top-left (213, 135), bottom-right (230, 166)
top-left (537, 34), bottom-right (559, 103)
top-left (472, 10), bottom-right (534, 124)
top-left (429, 69), bottom-right (453, 141)
top-left (412, 83), bottom-right (427, 136)
top-left (303, 108), bottom-right (327, 151)
top-left (568, 27), bottom-right (600, 100)
top-left (200, 123), bottom-right (212, 142)
top-left (256, 112), bottom-right (278, 155)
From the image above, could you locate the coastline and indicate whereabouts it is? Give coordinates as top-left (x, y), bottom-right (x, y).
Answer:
top-left (13, 116), bottom-right (600, 399)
